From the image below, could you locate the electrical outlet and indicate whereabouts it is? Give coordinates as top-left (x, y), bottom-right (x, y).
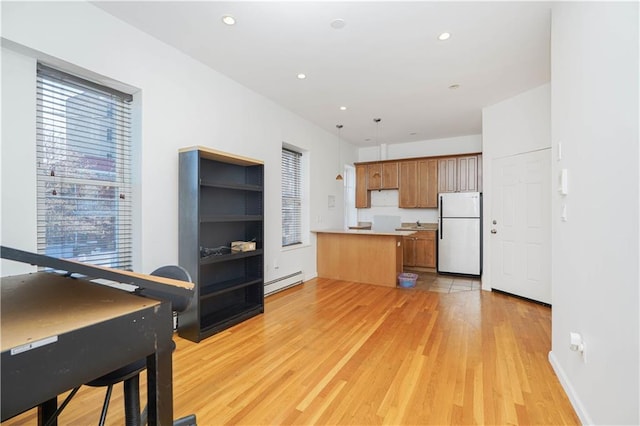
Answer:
top-left (570, 332), bottom-right (586, 363)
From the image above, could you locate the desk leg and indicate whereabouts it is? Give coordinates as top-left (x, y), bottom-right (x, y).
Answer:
top-left (37, 398), bottom-right (57, 426)
top-left (146, 303), bottom-right (173, 425)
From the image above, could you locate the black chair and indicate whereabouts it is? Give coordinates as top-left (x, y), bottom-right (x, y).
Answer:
top-left (45, 265), bottom-right (196, 426)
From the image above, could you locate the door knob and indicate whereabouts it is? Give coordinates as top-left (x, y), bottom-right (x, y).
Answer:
top-left (491, 229), bottom-right (497, 234)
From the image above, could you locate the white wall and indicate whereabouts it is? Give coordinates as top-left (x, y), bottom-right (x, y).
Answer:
top-left (0, 1), bottom-right (357, 285)
top-left (481, 83), bottom-right (551, 290)
top-left (549, 3), bottom-right (639, 424)
top-left (358, 134), bottom-right (482, 162)
top-left (1, 47), bottom-right (38, 276)
top-left (357, 134), bottom-right (482, 224)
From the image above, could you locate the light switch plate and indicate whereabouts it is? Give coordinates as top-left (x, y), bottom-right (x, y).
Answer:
top-left (558, 142), bottom-right (563, 161)
top-left (559, 169), bottom-right (568, 195)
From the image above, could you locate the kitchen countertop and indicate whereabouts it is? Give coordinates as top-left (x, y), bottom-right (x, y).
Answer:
top-left (396, 222), bottom-right (438, 231)
top-left (312, 229), bottom-right (416, 237)
top-left (348, 224), bottom-right (372, 230)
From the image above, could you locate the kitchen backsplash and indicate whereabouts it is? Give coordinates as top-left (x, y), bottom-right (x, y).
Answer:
top-left (357, 190), bottom-right (439, 223)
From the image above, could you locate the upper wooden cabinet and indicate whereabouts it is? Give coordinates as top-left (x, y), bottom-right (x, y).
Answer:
top-left (367, 162), bottom-right (399, 190)
top-left (399, 161), bottom-right (418, 207)
top-left (355, 164), bottom-right (371, 208)
top-left (417, 159), bottom-right (438, 208)
top-left (438, 154), bottom-right (482, 193)
top-left (355, 153), bottom-right (481, 209)
top-left (457, 155), bottom-right (481, 192)
top-left (399, 159), bottom-right (437, 208)
top-left (438, 157), bottom-right (458, 193)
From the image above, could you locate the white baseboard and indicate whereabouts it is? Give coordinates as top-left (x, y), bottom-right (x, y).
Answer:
top-left (548, 350), bottom-right (592, 425)
top-left (264, 271), bottom-right (303, 295)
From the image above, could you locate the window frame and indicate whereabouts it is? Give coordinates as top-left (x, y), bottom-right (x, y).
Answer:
top-left (281, 146), bottom-right (303, 247)
top-left (35, 63), bottom-right (133, 269)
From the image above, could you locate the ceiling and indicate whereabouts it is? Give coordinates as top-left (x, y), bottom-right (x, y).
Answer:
top-left (93, 1), bottom-right (551, 147)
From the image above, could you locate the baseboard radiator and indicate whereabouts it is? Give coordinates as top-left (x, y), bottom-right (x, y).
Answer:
top-left (264, 271), bottom-right (303, 296)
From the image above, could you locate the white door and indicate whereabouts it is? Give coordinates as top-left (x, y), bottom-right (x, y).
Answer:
top-left (490, 149), bottom-right (551, 304)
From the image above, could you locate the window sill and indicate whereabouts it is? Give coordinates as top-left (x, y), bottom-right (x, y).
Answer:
top-left (281, 243), bottom-right (311, 252)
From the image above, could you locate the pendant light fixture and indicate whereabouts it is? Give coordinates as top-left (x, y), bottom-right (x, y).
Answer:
top-left (335, 124), bottom-right (344, 181)
top-left (373, 118), bottom-right (381, 177)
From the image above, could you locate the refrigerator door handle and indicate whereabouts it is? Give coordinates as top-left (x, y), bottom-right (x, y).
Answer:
top-left (439, 195), bottom-right (443, 239)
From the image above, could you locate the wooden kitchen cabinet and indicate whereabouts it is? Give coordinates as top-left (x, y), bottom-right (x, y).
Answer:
top-left (418, 159), bottom-right (438, 208)
top-left (355, 164), bottom-right (371, 208)
top-left (383, 162), bottom-right (399, 189)
top-left (355, 153), bottom-right (481, 210)
top-left (457, 155), bottom-right (480, 192)
top-left (367, 162), bottom-right (399, 190)
top-left (317, 231), bottom-right (403, 288)
top-left (438, 157), bottom-right (458, 193)
top-left (403, 235), bottom-right (416, 266)
top-left (403, 230), bottom-right (436, 268)
top-left (438, 154), bottom-right (482, 193)
top-left (399, 161), bottom-right (417, 207)
top-left (399, 159), bottom-right (437, 208)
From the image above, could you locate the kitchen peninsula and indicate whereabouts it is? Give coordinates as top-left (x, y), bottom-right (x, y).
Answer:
top-left (314, 229), bottom-right (415, 287)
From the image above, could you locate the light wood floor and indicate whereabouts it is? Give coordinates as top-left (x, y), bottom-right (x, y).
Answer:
top-left (3, 278), bottom-right (578, 425)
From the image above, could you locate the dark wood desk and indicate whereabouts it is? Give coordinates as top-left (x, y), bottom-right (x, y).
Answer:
top-left (1, 272), bottom-right (174, 424)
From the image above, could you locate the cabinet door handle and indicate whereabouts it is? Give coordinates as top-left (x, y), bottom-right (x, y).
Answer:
top-left (439, 196), bottom-right (443, 239)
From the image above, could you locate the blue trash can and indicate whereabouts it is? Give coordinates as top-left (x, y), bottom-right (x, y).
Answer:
top-left (398, 272), bottom-right (418, 288)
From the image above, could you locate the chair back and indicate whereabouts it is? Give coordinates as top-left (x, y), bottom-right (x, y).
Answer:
top-left (150, 265), bottom-right (193, 283)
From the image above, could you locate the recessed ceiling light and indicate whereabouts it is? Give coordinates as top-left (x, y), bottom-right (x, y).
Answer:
top-left (222, 15), bottom-right (236, 26)
top-left (449, 84), bottom-right (460, 90)
top-left (297, 73), bottom-right (306, 80)
top-left (340, 106), bottom-right (347, 111)
top-left (330, 18), bottom-right (346, 29)
top-left (438, 32), bottom-right (451, 41)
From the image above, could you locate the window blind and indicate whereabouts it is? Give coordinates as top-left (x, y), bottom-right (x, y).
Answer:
top-left (36, 64), bottom-right (133, 269)
top-left (281, 147), bottom-right (302, 247)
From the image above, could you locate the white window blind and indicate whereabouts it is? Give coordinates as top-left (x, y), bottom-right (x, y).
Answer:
top-left (281, 147), bottom-right (302, 247)
top-left (36, 63), bottom-right (133, 269)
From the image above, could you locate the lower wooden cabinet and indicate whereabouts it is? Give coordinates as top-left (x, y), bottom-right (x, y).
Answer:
top-left (403, 230), bottom-right (436, 268)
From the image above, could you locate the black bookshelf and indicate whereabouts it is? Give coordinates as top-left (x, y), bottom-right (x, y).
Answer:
top-left (178, 147), bottom-right (264, 342)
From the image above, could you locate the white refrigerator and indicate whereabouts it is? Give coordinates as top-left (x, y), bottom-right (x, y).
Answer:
top-left (437, 192), bottom-right (482, 276)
